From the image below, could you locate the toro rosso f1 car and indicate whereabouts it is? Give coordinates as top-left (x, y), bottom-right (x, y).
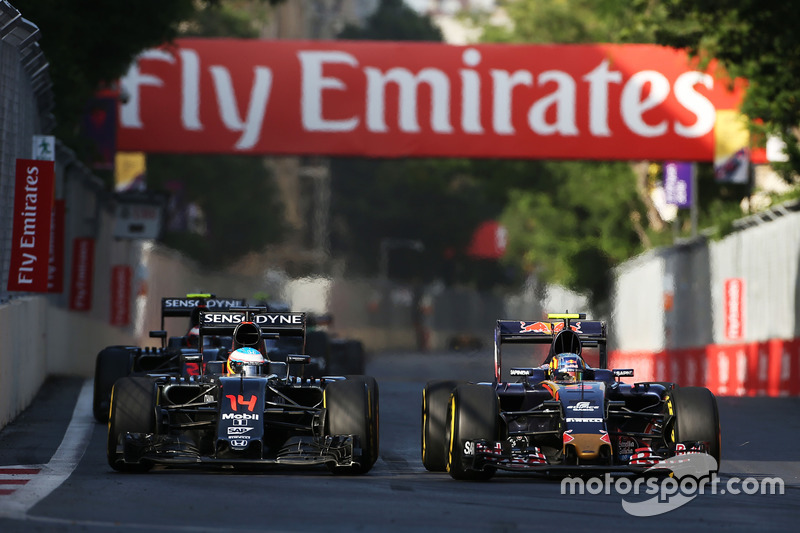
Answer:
top-left (421, 313), bottom-right (721, 480)
top-left (107, 307), bottom-right (379, 474)
top-left (93, 294), bottom-right (245, 422)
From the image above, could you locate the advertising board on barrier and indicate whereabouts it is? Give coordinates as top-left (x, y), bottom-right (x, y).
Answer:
top-left (6, 159), bottom-right (55, 292)
top-left (69, 238), bottom-right (95, 311)
top-left (47, 199), bottom-right (65, 293)
top-left (110, 265), bottom-right (131, 326)
top-left (724, 278), bottom-right (744, 341)
top-left (117, 40), bottom-right (747, 161)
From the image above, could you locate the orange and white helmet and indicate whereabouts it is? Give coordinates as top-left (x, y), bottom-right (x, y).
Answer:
top-left (227, 347), bottom-right (265, 375)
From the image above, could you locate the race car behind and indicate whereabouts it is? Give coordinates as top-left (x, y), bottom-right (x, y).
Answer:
top-left (92, 294), bottom-right (244, 422)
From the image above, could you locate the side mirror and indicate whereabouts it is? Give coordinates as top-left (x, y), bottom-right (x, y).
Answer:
top-left (286, 354), bottom-right (310, 365)
top-left (149, 330), bottom-right (167, 349)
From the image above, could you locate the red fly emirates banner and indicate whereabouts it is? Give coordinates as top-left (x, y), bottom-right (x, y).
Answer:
top-left (117, 40), bottom-right (745, 160)
top-left (7, 159), bottom-right (55, 292)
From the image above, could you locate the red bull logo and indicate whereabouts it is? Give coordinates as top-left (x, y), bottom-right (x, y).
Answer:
top-left (519, 321), bottom-right (552, 334)
top-left (553, 321), bottom-right (583, 333)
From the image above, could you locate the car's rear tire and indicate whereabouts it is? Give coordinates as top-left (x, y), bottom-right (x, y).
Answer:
top-left (343, 340), bottom-right (366, 374)
top-left (421, 380), bottom-right (465, 472)
top-left (305, 330), bottom-right (330, 375)
top-left (446, 384), bottom-right (499, 481)
top-left (107, 377), bottom-right (156, 472)
top-left (325, 376), bottom-right (379, 474)
top-left (667, 386), bottom-right (721, 469)
top-left (93, 346), bottom-right (135, 423)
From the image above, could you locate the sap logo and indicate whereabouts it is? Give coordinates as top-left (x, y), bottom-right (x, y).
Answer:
top-left (222, 413), bottom-right (260, 421)
top-left (227, 427), bottom-right (254, 436)
top-left (567, 401), bottom-right (599, 412)
top-left (566, 417), bottom-right (603, 423)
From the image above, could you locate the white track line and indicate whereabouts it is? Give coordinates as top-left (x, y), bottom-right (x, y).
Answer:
top-left (0, 378), bottom-right (94, 518)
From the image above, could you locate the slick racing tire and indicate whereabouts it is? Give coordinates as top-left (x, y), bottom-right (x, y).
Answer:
top-left (446, 384), bottom-right (499, 481)
top-left (93, 346), bottom-right (136, 423)
top-left (667, 386), bottom-right (721, 470)
top-left (421, 380), bottom-right (465, 472)
top-left (325, 376), bottom-right (379, 475)
top-left (107, 377), bottom-right (157, 472)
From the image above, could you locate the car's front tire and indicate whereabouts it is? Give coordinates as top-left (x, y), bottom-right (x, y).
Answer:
top-left (107, 377), bottom-right (156, 472)
top-left (446, 384), bottom-right (499, 481)
top-left (421, 380), bottom-right (464, 472)
top-left (667, 386), bottom-right (721, 469)
top-left (325, 376), bottom-right (379, 475)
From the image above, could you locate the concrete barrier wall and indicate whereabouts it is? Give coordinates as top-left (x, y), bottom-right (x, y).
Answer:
top-left (0, 298), bottom-right (47, 428)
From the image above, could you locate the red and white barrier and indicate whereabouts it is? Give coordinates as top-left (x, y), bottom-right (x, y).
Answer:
top-left (609, 339), bottom-right (800, 396)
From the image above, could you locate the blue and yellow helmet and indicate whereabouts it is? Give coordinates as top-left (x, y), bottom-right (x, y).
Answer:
top-left (549, 353), bottom-right (585, 382)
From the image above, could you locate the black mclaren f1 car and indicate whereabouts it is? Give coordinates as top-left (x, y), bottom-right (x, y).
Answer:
top-left (107, 307), bottom-right (379, 474)
top-left (421, 313), bottom-right (721, 480)
top-left (92, 294), bottom-right (245, 422)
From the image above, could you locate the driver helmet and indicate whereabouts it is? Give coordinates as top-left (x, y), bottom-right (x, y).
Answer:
top-left (227, 347), bottom-right (265, 375)
top-left (549, 353), bottom-right (585, 382)
top-left (186, 326), bottom-right (200, 348)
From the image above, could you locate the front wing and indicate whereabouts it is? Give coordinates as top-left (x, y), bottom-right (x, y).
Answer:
top-left (459, 439), bottom-right (700, 477)
top-left (116, 433), bottom-right (359, 469)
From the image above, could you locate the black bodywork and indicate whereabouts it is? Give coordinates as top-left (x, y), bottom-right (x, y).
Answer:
top-left (92, 296), bottom-right (244, 422)
top-left (437, 314), bottom-right (720, 478)
top-left (108, 308), bottom-right (378, 473)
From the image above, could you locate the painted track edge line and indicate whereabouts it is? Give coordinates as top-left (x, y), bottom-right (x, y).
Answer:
top-left (0, 378), bottom-right (94, 518)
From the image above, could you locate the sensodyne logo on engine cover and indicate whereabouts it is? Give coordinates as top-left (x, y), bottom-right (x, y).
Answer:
top-left (201, 312), bottom-right (303, 325)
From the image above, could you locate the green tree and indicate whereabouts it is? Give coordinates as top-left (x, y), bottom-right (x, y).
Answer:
top-left (147, 154), bottom-right (285, 268)
top-left (338, 0), bottom-right (443, 41)
top-left (13, 0), bottom-right (281, 157)
top-left (625, 0), bottom-right (800, 179)
top-left (13, 0), bottom-right (285, 267)
top-left (469, 0), bottom-right (665, 304)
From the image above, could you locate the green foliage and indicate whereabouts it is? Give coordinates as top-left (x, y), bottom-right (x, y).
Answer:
top-left (500, 161), bottom-right (644, 306)
top-left (147, 154), bottom-right (285, 268)
top-left (15, 0), bottom-right (280, 153)
top-left (14, 0), bottom-right (199, 152)
top-left (625, 0), bottom-right (800, 179)
top-left (329, 157), bottom-right (507, 283)
top-left (338, 0), bottom-right (443, 41)
top-left (13, 0), bottom-right (285, 268)
top-left (482, 0), bottom-right (642, 44)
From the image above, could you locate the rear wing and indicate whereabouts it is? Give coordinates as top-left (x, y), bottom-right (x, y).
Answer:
top-left (198, 308), bottom-right (306, 339)
top-left (150, 295), bottom-right (247, 346)
top-left (160, 296), bottom-right (246, 318)
top-left (494, 314), bottom-right (608, 382)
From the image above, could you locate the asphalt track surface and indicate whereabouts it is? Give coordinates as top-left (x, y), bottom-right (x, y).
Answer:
top-left (1, 350), bottom-right (799, 532)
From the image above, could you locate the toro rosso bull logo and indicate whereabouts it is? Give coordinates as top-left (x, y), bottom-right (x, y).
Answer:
top-left (519, 321), bottom-right (552, 334)
top-left (519, 321), bottom-right (583, 334)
